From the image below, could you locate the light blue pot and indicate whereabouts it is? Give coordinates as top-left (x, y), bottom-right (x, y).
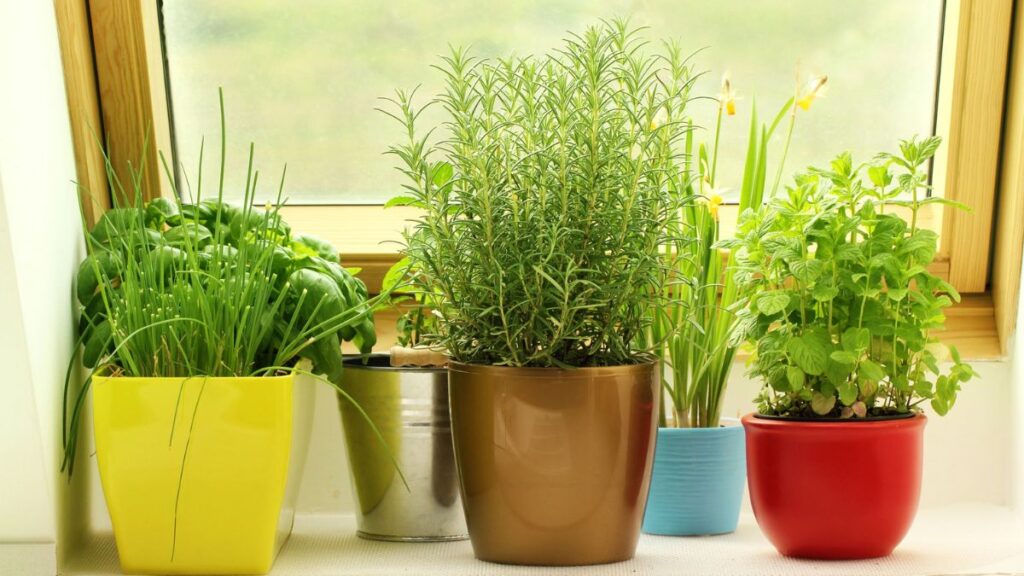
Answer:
top-left (642, 421), bottom-right (746, 536)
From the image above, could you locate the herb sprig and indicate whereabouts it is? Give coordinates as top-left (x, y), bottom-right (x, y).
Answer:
top-left (384, 20), bottom-right (696, 367)
top-left (731, 136), bottom-right (976, 418)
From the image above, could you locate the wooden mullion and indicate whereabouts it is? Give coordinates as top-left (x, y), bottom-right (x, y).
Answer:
top-left (992, 0), bottom-right (1024, 354)
top-left (939, 0), bottom-right (1014, 293)
top-left (54, 0), bottom-right (111, 226)
top-left (87, 0), bottom-right (172, 205)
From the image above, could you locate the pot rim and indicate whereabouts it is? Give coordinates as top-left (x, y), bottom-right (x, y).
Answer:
top-left (91, 373), bottom-right (295, 384)
top-left (342, 353), bottom-right (447, 373)
top-left (741, 411), bottom-right (927, 430)
top-left (448, 358), bottom-right (656, 379)
top-left (658, 416), bottom-right (743, 434)
top-left (656, 425), bottom-right (743, 438)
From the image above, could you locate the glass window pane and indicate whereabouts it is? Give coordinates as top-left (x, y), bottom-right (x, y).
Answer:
top-left (162, 0), bottom-right (943, 204)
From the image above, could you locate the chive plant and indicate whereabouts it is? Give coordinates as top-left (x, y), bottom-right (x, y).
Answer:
top-left (383, 20), bottom-right (696, 368)
top-left (63, 93), bottom-right (383, 476)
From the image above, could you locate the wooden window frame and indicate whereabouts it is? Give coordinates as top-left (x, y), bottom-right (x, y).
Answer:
top-left (57, 0), bottom-right (1023, 358)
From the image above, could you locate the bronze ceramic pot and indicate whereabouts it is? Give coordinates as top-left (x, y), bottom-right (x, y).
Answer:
top-left (448, 361), bottom-right (659, 566)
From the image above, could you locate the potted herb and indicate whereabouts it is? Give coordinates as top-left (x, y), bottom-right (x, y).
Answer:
top-left (644, 75), bottom-right (825, 536)
top-left (384, 21), bottom-right (689, 565)
top-left (335, 258), bottom-right (468, 542)
top-left (64, 100), bottom-right (380, 575)
top-left (731, 136), bottom-right (977, 559)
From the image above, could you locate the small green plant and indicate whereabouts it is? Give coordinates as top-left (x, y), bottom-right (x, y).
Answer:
top-left (381, 257), bottom-right (440, 349)
top-left (382, 20), bottom-right (694, 367)
top-left (63, 93), bottom-right (381, 476)
top-left (730, 135), bottom-right (976, 418)
top-left (651, 72), bottom-right (826, 428)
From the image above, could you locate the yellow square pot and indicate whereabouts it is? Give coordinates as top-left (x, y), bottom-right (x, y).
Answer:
top-left (92, 373), bottom-right (313, 575)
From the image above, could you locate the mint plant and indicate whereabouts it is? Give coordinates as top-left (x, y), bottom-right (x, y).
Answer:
top-left (730, 136), bottom-right (976, 418)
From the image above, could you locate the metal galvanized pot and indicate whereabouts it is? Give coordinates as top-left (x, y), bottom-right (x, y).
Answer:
top-left (642, 419), bottom-right (746, 536)
top-left (448, 361), bottom-right (659, 566)
top-left (337, 354), bottom-right (467, 542)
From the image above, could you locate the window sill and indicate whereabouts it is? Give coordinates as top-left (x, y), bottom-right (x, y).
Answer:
top-left (294, 204), bottom-right (999, 360)
top-left (63, 504), bottom-right (1024, 575)
top-left (352, 293), bottom-right (1003, 361)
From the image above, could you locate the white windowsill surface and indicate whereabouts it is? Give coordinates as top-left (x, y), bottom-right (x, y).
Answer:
top-left (64, 504), bottom-right (1024, 576)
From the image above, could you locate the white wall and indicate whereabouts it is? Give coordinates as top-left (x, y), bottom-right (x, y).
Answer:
top-left (0, 1), bottom-right (83, 573)
top-left (1012, 250), bottom-right (1024, 512)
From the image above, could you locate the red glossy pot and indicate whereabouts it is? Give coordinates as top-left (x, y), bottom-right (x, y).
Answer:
top-left (742, 412), bottom-right (926, 559)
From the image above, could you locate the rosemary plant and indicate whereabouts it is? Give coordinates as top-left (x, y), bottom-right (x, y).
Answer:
top-left (383, 20), bottom-right (696, 367)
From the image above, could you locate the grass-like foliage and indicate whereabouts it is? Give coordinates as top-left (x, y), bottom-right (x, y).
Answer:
top-left (383, 20), bottom-right (696, 367)
top-left (730, 136), bottom-right (977, 418)
top-left (63, 93), bottom-right (379, 476)
top-left (652, 74), bottom-right (825, 428)
top-left (651, 95), bottom-right (797, 427)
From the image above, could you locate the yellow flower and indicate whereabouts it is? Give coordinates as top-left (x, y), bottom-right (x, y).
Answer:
top-left (796, 74), bottom-right (828, 111)
top-left (708, 193), bottom-right (724, 220)
top-left (700, 177), bottom-right (726, 221)
top-left (719, 73), bottom-right (738, 116)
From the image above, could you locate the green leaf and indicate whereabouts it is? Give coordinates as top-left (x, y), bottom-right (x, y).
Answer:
top-left (384, 195), bottom-right (423, 209)
top-left (914, 377), bottom-right (933, 398)
top-left (786, 366), bottom-right (805, 392)
top-left (898, 230), bottom-right (938, 263)
top-left (824, 358), bottom-right (853, 387)
top-left (887, 288), bottom-right (908, 301)
top-left (293, 234), bottom-right (338, 262)
top-left (859, 378), bottom-right (878, 398)
top-left (82, 319), bottom-right (112, 368)
top-left (382, 257), bottom-right (411, 293)
top-left (756, 291), bottom-right (790, 315)
top-left (164, 222), bottom-right (213, 249)
top-left (812, 283), bottom-right (839, 302)
top-left (91, 207), bottom-right (144, 243)
top-left (893, 374), bottom-right (911, 393)
top-left (145, 197), bottom-right (179, 227)
top-left (842, 327), bottom-right (871, 352)
top-left (830, 350), bottom-right (857, 365)
top-left (835, 244), bottom-right (862, 262)
top-left (859, 359), bottom-right (886, 382)
top-left (431, 161), bottom-right (454, 186)
top-left (789, 258), bottom-right (824, 284)
top-left (786, 332), bottom-right (829, 376)
top-left (838, 382), bottom-right (858, 405)
top-left (76, 251), bottom-right (122, 305)
top-left (811, 392), bottom-right (836, 415)
top-left (867, 165), bottom-right (891, 187)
